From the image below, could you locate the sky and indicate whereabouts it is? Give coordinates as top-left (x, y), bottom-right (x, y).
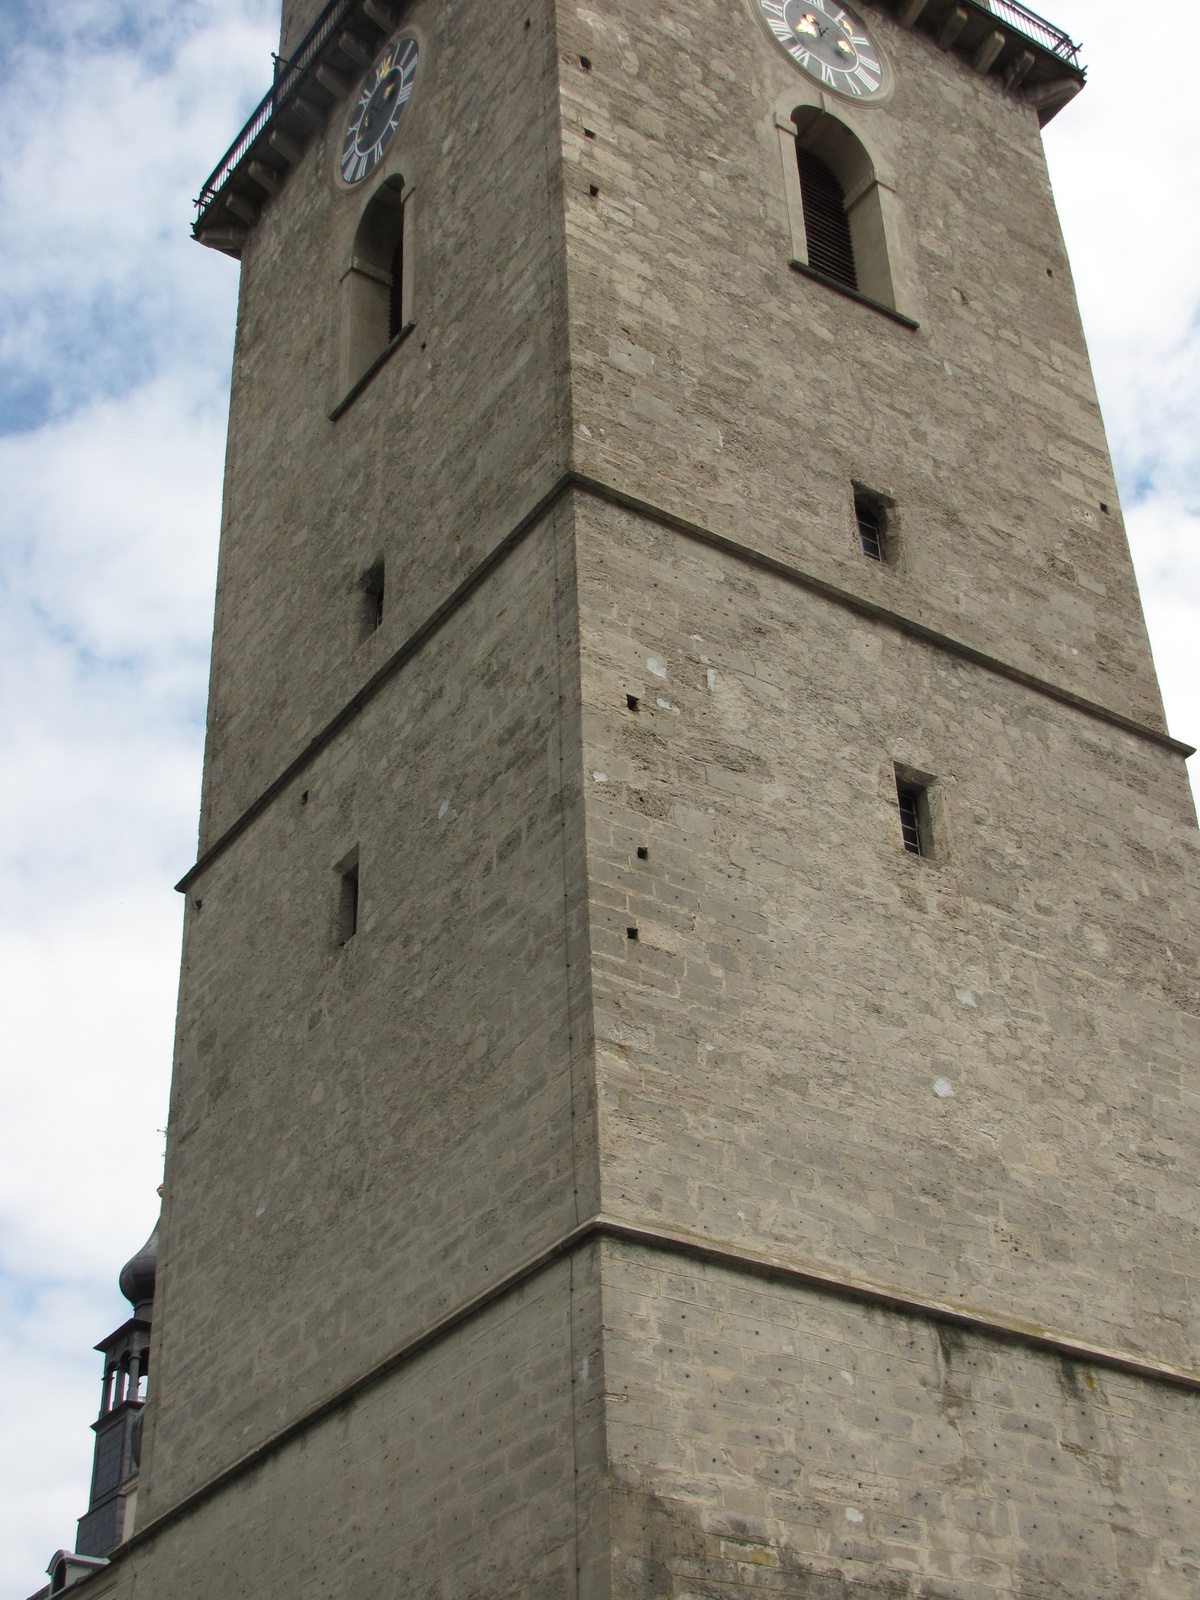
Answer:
top-left (0, 0), bottom-right (1196, 1593)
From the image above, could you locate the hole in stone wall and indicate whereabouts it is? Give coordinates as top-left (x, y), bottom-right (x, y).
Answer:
top-left (637, 846), bottom-right (649, 860)
top-left (627, 694), bottom-right (640, 711)
top-left (627, 927), bottom-right (639, 940)
top-left (580, 55), bottom-right (591, 69)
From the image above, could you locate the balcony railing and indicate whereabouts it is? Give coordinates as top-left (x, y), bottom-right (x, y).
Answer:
top-left (195, 0), bottom-right (357, 217)
top-left (980, 0), bottom-right (1082, 66)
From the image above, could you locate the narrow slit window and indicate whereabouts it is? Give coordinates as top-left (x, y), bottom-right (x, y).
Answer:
top-left (797, 146), bottom-right (857, 292)
top-left (359, 562), bottom-right (384, 639)
top-left (337, 859), bottom-right (359, 945)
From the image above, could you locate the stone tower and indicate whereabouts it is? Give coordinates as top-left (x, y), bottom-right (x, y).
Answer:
top-left (61, 0), bottom-right (1200, 1595)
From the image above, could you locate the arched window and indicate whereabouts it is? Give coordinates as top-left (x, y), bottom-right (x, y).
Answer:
top-left (779, 106), bottom-right (912, 324)
top-left (336, 175), bottom-right (413, 410)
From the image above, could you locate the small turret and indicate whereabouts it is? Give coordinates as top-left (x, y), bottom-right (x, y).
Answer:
top-left (71, 1217), bottom-right (159, 1566)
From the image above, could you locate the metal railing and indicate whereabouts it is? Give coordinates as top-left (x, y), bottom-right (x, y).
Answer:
top-left (195, 0), bottom-right (358, 217)
top-left (979, 0), bottom-right (1082, 67)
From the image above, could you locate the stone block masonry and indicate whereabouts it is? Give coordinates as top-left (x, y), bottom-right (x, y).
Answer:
top-left (601, 1238), bottom-right (1199, 1599)
top-left (575, 490), bottom-right (1200, 1374)
top-left (62, 0), bottom-right (1200, 1594)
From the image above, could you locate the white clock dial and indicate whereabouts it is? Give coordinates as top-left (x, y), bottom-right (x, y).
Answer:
top-left (757, 0), bottom-right (888, 100)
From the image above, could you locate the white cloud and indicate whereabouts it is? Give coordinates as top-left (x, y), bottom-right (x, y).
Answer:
top-left (0, 3), bottom-right (273, 1592)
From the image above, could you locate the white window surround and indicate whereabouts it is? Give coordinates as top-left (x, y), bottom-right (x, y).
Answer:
top-left (772, 87), bottom-right (920, 327)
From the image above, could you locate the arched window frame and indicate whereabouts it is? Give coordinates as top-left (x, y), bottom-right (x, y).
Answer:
top-left (773, 90), bottom-right (919, 330)
top-left (332, 174), bottom-right (417, 420)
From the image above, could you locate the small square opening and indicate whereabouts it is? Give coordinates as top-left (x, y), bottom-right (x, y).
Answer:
top-left (627, 694), bottom-right (640, 712)
top-left (637, 846), bottom-right (649, 861)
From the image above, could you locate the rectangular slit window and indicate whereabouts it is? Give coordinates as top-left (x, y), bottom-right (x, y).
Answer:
top-left (337, 859), bottom-right (359, 945)
top-left (359, 562), bottom-right (384, 641)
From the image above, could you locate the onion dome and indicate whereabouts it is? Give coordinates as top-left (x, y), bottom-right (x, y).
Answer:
top-left (118, 1222), bottom-right (158, 1320)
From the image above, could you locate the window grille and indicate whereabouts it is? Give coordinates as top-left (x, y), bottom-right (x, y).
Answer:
top-left (898, 788), bottom-right (922, 854)
top-left (896, 776), bottom-right (932, 858)
top-left (797, 148), bottom-right (857, 292)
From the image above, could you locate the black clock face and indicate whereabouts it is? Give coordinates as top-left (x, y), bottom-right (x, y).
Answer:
top-left (757, 0), bottom-right (886, 99)
top-left (341, 35), bottom-right (419, 184)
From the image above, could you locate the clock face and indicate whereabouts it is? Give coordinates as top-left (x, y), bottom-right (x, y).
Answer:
top-left (340, 35), bottom-right (419, 184)
top-left (757, 0), bottom-right (887, 100)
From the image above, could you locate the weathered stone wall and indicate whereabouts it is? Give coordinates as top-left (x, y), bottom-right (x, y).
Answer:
top-left (202, 0), bottom-right (570, 848)
top-left (79, 1254), bottom-right (612, 1600)
top-left (98, 0), bottom-right (1200, 1594)
top-left (555, 0), bottom-right (1165, 732)
top-left (576, 489), bottom-right (1200, 1371)
top-left (601, 1239), bottom-right (1199, 1599)
top-left (143, 506), bottom-right (596, 1518)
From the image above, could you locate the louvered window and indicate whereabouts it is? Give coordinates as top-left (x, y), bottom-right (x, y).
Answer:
top-left (797, 147), bottom-right (857, 292)
top-left (388, 231), bottom-right (405, 343)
